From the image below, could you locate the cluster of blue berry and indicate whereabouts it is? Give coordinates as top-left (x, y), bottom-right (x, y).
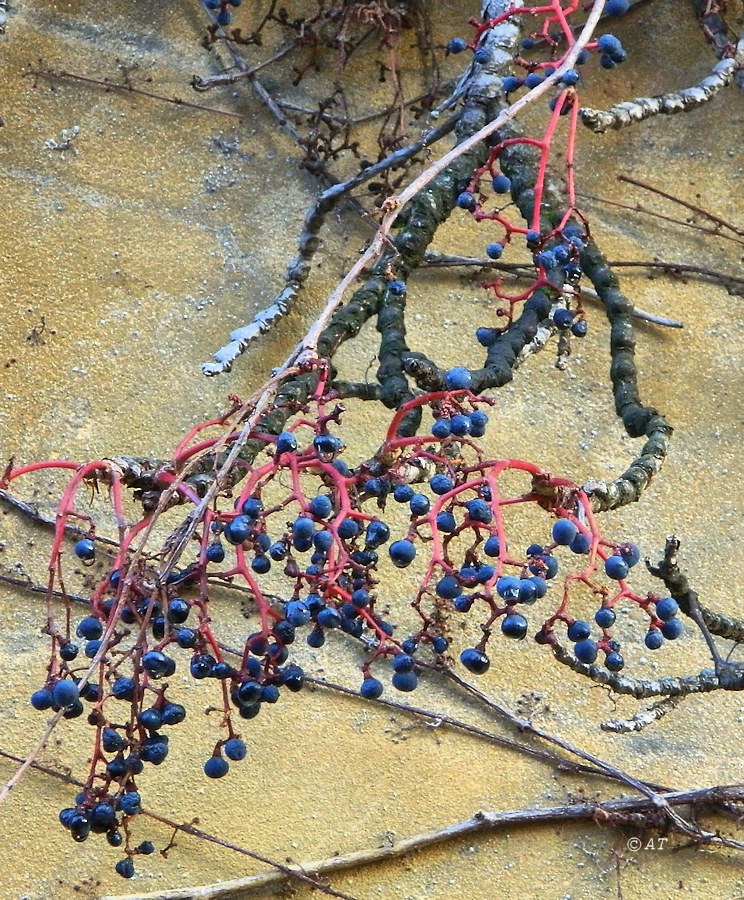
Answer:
top-left (204, 0), bottom-right (242, 28)
top-left (25, 373), bottom-right (683, 878)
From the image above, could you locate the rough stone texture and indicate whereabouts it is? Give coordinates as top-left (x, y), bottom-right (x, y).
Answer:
top-left (0, 2), bottom-right (743, 899)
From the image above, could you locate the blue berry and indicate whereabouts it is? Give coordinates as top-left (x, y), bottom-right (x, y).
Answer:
top-left (432, 478), bottom-right (457, 501)
top-left (655, 597), bottom-right (679, 621)
top-left (501, 613), bottom-right (528, 639)
top-left (115, 858), bottom-right (135, 879)
top-left (604, 555), bottom-right (629, 580)
top-left (502, 75), bottom-right (521, 93)
top-left (392, 653), bottom-right (415, 673)
top-left (260, 684), bottom-right (280, 703)
top-left (496, 575), bottom-right (521, 602)
top-left (337, 519), bottom-right (360, 539)
top-left (552, 518), bottom-right (578, 545)
top-left (644, 629), bottom-right (664, 650)
top-left (483, 535), bottom-right (502, 557)
top-left (453, 595), bottom-right (473, 612)
top-left (225, 515), bottom-right (253, 545)
top-left (436, 575), bottom-right (461, 599)
top-left (466, 498), bottom-right (492, 524)
top-left (76, 616), bottom-right (103, 641)
top-left (524, 72), bottom-right (544, 89)
top-left (570, 532), bottom-right (591, 554)
top-left (619, 542), bottom-right (642, 568)
top-left (450, 414), bottom-right (471, 436)
top-left (474, 47), bottom-right (490, 64)
top-left (84, 639), bottom-right (101, 659)
top-left (117, 792), bottom-right (141, 816)
top-left (436, 510), bottom-right (456, 532)
top-left (660, 618), bottom-right (684, 640)
top-left (409, 493), bottom-right (430, 516)
top-left (606, 0), bottom-right (629, 14)
top-left (306, 626), bottom-right (325, 648)
top-left (460, 648), bottom-right (490, 674)
top-left (275, 431), bottom-right (297, 454)
top-left (553, 308), bottom-right (574, 329)
top-left (447, 37), bottom-right (468, 53)
top-left (567, 620), bottom-right (591, 642)
top-left (562, 68), bottom-right (580, 85)
top-left (74, 538), bottom-right (95, 560)
top-left (176, 627), bottom-right (197, 649)
top-left (309, 495), bottom-right (333, 519)
top-left (388, 279), bottom-right (406, 296)
top-left (597, 34), bottom-right (622, 53)
top-left (392, 670), bottom-right (418, 692)
top-left (360, 677), bottom-right (383, 699)
top-left (514, 579), bottom-right (535, 604)
top-left (316, 607), bottom-right (342, 629)
top-left (251, 553), bottom-right (271, 575)
top-left (293, 517), bottom-right (315, 541)
top-left (444, 366), bottom-right (473, 391)
top-left (91, 802), bottom-right (117, 831)
top-left (393, 483), bottom-right (415, 503)
top-left (605, 651), bottom-right (625, 672)
top-left (469, 410), bottom-right (488, 436)
top-left (204, 756), bottom-right (229, 778)
top-left (456, 191), bottom-right (476, 210)
top-left (216, 8), bottom-right (231, 25)
top-left (431, 418), bottom-right (451, 439)
top-left (206, 542), bottom-right (225, 563)
top-left (52, 680), bottom-right (79, 708)
top-left (366, 519), bottom-right (390, 548)
top-left (521, 37), bottom-right (535, 50)
top-left (313, 433), bottom-right (342, 458)
top-left (190, 655), bottom-right (215, 679)
top-left (351, 588), bottom-right (370, 608)
top-left (224, 738), bottom-right (247, 761)
top-left (281, 664), bottom-right (305, 692)
top-left (432, 636), bottom-right (449, 654)
top-left (594, 608), bottom-right (616, 629)
top-left (143, 650), bottom-right (173, 679)
top-left (571, 320), bottom-right (588, 338)
top-left (574, 638), bottom-right (598, 663)
top-left (313, 530), bottom-right (333, 552)
top-left (535, 250), bottom-right (557, 269)
top-left (138, 708), bottom-right (162, 731)
top-left (141, 735), bottom-right (169, 766)
top-left (161, 702), bottom-right (186, 725)
top-left (241, 497), bottom-right (263, 519)
top-left (526, 230), bottom-right (541, 245)
top-left (31, 688), bottom-right (54, 711)
top-left (491, 174), bottom-right (511, 194)
top-left (284, 600), bottom-right (311, 627)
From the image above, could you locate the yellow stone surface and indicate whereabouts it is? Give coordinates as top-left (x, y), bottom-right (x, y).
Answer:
top-left (0, 2), bottom-right (742, 899)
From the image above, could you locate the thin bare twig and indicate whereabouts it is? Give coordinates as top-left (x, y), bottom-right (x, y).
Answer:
top-left (617, 174), bottom-right (744, 238)
top-left (0, 750), bottom-right (358, 900)
top-left (102, 785), bottom-right (744, 900)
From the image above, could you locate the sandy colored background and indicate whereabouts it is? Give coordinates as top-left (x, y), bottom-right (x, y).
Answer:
top-left (0, 1), bottom-right (743, 899)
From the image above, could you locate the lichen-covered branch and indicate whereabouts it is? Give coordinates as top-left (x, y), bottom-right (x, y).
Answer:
top-left (580, 58), bottom-right (735, 132)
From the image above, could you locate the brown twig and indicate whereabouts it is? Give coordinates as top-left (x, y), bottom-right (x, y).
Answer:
top-left (101, 785), bottom-right (744, 900)
top-left (617, 174), bottom-right (744, 238)
top-left (578, 190), bottom-right (744, 246)
top-left (0, 749), bottom-right (359, 900)
top-left (27, 65), bottom-right (251, 122)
